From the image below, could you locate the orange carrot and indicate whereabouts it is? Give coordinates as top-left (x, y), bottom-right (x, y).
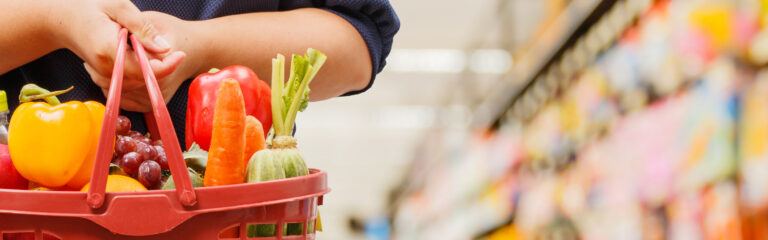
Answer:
top-left (203, 79), bottom-right (247, 187)
top-left (243, 115), bottom-right (266, 168)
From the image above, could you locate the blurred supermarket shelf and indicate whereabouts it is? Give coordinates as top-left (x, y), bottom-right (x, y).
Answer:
top-left (474, 0), bottom-right (659, 129)
top-left (389, 0), bottom-right (768, 239)
top-left (386, 0), bottom-right (626, 238)
top-left (472, 0), bottom-right (614, 128)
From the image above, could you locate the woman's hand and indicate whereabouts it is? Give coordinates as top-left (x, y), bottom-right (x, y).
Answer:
top-left (48, 0), bottom-right (179, 73)
top-left (84, 11), bottom-right (202, 112)
top-left (0, 0), bottom-right (183, 77)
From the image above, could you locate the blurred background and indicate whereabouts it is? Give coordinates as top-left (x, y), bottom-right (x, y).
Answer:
top-left (298, 0), bottom-right (768, 239)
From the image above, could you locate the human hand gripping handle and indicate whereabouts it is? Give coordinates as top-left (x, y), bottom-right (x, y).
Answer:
top-left (87, 29), bottom-right (196, 209)
top-left (49, 0), bottom-right (173, 72)
top-left (63, 0), bottom-right (186, 112)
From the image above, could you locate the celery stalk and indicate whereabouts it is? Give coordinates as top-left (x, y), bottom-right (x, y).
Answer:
top-left (270, 49), bottom-right (326, 137)
top-left (271, 54), bottom-right (286, 136)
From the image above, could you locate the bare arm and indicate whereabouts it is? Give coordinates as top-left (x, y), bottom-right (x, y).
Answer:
top-left (199, 9), bottom-right (372, 100)
top-left (0, 1), bottom-right (58, 73)
top-left (85, 8), bottom-right (377, 111)
top-left (170, 8), bottom-right (374, 100)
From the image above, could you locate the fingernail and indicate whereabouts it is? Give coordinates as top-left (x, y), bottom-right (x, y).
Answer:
top-left (154, 36), bottom-right (170, 49)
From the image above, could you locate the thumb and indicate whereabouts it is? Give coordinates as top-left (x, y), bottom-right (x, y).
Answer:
top-left (105, 1), bottom-right (170, 53)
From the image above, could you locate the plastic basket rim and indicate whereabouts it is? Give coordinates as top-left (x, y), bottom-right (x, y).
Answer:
top-left (0, 168), bottom-right (325, 192)
top-left (0, 169), bottom-right (329, 236)
top-left (0, 168), bottom-right (329, 216)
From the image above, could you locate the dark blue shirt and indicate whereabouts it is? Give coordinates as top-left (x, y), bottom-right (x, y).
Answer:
top-left (0, 0), bottom-right (399, 149)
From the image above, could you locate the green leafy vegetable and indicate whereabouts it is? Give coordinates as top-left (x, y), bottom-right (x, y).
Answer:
top-left (271, 48), bottom-right (327, 136)
top-left (183, 142), bottom-right (208, 174)
top-left (109, 163), bottom-right (128, 176)
top-left (162, 168), bottom-right (204, 190)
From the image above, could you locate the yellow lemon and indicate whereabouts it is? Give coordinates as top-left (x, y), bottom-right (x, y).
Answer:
top-left (80, 175), bottom-right (147, 192)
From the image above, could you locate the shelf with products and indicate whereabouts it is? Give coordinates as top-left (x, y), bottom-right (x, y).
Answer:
top-left (473, 0), bottom-right (647, 128)
top-left (392, 0), bottom-right (768, 239)
top-left (390, 0), bottom-right (638, 238)
top-left (390, 0), bottom-right (614, 201)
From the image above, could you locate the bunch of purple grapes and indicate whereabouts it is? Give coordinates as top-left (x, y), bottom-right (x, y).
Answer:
top-left (112, 116), bottom-right (168, 188)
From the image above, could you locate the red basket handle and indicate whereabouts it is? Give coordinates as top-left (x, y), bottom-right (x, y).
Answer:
top-left (87, 28), bottom-right (197, 209)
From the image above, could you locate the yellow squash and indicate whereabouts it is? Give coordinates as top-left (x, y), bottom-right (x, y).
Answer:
top-left (8, 84), bottom-right (105, 188)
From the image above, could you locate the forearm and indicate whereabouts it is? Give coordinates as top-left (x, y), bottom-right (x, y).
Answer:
top-left (189, 8), bottom-right (373, 100)
top-left (0, 1), bottom-right (59, 74)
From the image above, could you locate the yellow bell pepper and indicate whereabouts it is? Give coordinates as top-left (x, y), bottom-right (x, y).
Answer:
top-left (8, 84), bottom-right (105, 188)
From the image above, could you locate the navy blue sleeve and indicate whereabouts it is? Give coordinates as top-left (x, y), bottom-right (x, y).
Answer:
top-left (282, 0), bottom-right (400, 96)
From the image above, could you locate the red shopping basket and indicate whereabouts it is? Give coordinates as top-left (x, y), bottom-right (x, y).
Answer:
top-left (0, 29), bottom-right (328, 239)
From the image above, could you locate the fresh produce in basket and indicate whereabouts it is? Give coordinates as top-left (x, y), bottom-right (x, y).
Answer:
top-left (200, 78), bottom-right (248, 240)
top-left (246, 149), bottom-right (286, 237)
top-left (203, 79), bottom-right (247, 187)
top-left (253, 49), bottom-right (325, 178)
top-left (80, 175), bottom-right (147, 192)
top-left (192, 78), bottom-right (253, 237)
top-left (183, 142), bottom-right (208, 174)
top-left (0, 143), bottom-right (27, 189)
top-left (186, 65), bottom-right (272, 151)
top-left (243, 115), bottom-right (266, 169)
top-left (119, 152), bottom-right (143, 175)
top-left (110, 115), bottom-right (169, 189)
top-left (162, 168), bottom-right (204, 190)
top-left (108, 163), bottom-right (128, 176)
top-left (0, 32), bottom-right (328, 239)
top-left (8, 84), bottom-right (105, 189)
top-left (138, 160), bottom-right (161, 187)
top-left (246, 48), bottom-right (326, 236)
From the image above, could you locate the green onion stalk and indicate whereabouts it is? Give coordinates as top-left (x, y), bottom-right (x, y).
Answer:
top-left (245, 48), bottom-right (326, 237)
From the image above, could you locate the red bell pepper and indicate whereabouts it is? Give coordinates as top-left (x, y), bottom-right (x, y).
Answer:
top-left (186, 65), bottom-right (272, 151)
